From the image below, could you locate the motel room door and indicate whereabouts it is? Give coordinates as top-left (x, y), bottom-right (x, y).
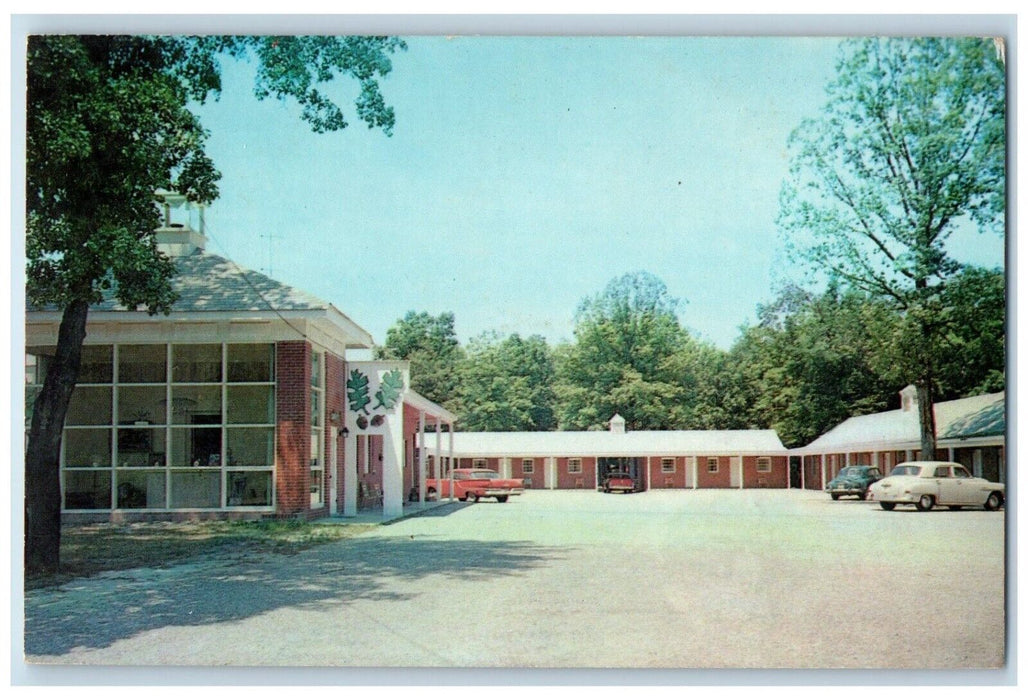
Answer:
top-left (729, 457), bottom-right (742, 488)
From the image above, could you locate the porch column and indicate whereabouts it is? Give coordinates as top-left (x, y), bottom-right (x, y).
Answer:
top-left (800, 455), bottom-right (805, 490)
top-left (343, 429), bottom-right (357, 516)
top-left (821, 454), bottom-right (827, 491)
top-left (418, 410), bottom-right (427, 504)
top-left (448, 425), bottom-right (455, 502)
top-left (692, 456), bottom-right (698, 490)
top-left (738, 454), bottom-right (745, 489)
top-left (435, 421), bottom-right (442, 479)
top-left (382, 418), bottom-right (405, 520)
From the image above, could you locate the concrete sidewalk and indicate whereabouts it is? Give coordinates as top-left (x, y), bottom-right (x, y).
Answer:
top-left (314, 497), bottom-right (457, 525)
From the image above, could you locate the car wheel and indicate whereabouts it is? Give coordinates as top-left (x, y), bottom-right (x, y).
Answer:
top-left (880, 502), bottom-right (895, 511)
top-left (984, 492), bottom-right (1004, 511)
top-left (916, 494), bottom-right (935, 512)
top-left (426, 487), bottom-right (437, 501)
top-left (858, 490), bottom-right (868, 501)
top-left (467, 492), bottom-right (479, 503)
top-left (496, 495), bottom-right (508, 503)
top-left (831, 493), bottom-right (840, 501)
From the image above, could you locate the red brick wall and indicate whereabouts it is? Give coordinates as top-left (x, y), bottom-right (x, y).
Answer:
top-left (275, 341), bottom-right (310, 516)
top-left (696, 456), bottom-right (732, 488)
top-left (556, 457), bottom-right (595, 489)
top-left (511, 456), bottom-right (545, 488)
top-left (650, 456), bottom-right (686, 489)
top-left (742, 456), bottom-right (787, 488)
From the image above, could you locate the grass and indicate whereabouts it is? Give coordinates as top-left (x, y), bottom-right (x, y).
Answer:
top-left (27, 519), bottom-right (375, 590)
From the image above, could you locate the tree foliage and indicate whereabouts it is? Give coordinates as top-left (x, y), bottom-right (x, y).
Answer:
top-left (778, 37), bottom-right (1005, 457)
top-left (455, 332), bottom-right (557, 432)
top-left (376, 311), bottom-right (464, 408)
top-left (25, 34), bottom-right (406, 576)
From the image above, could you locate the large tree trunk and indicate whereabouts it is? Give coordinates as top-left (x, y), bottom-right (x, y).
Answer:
top-left (25, 298), bottom-right (89, 577)
top-left (915, 378), bottom-right (938, 461)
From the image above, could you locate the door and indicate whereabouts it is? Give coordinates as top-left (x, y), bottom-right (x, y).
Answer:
top-left (938, 464), bottom-right (976, 505)
top-left (730, 457), bottom-right (742, 488)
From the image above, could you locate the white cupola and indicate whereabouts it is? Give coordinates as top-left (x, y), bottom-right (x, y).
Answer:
top-left (609, 413), bottom-right (626, 434)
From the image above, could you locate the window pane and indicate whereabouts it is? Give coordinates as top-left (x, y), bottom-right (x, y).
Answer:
top-left (170, 427), bottom-right (222, 466)
top-left (226, 427), bottom-right (274, 466)
top-left (310, 429), bottom-right (322, 466)
top-left (171, 385), bottom-right (221, 424)
top-left (64, 469), bottom-right (112, 510)
top-left (78, 345), bottom-right (113, 383)
top-left (117, 428), bottom-right (167, 467)
top-left (118, 344), bottom-right (167, 383)
top-left (227, 471), bottom-right (272, 506)
top-left (118, 385), bottom-right (167, 425)
top-left (227, 344), bottom-right (274, 382)
top-left (311, 352), bottom-right (320, 387)
top-left (172, 344), bottom-right (222, 383)
top-left (170, 470), bottom-right (220, 508)
top-left (226, 385), bottom-right (274, 424)
top-left (116, 470), bottom-right (167, 509)
top-left (64, 429), bottom-right (111, 467)
top-left (66, 386), bottom-right (112, 426)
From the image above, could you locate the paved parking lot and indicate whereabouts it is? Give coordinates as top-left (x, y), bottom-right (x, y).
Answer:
top-left (23, 488), bottom-right (1007, 673)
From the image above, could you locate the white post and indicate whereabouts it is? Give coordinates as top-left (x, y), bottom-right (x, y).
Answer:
top-left (382, 417), bottom-right (405, 520)
top-left (448, 425), bottom-right (455, 502)
top-left (418, 410), bottom-right (427, 504)
top-left (692, 456), bottom-right (698, 490)
top-left (435, 421), bottom-right (442, 479)
top-left (820, 454), bottom-right (827, 491)
top-left (343, 431), bottom-right (357, 516)
top-left (738, 454), bottom-right (745, 489)
top-left (329, 427), bottom-right (339, 516)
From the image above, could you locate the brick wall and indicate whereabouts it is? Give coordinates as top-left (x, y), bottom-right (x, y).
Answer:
top-left (275, 341), bottom-right (311, 516)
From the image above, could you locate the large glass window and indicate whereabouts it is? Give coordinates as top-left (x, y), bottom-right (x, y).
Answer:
top-left (310, 351), bottom-right (323, 507)
top-left (50, 343), bottom-right (277, 512)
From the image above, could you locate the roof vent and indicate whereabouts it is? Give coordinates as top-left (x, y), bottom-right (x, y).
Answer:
top-left (900, 385), bottom-right (917, 412)
top-left (154, 190), bottom-right (207, 256)
top-left (609, 413), bottom-right (626, 434)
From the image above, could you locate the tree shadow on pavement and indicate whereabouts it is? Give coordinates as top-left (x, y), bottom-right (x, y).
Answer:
top-left (24, 535), bottom-right (564, 658)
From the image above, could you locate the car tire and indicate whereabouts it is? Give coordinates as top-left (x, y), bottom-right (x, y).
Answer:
top-left (916, 494), bottom-right (934, 512)
top-left (426, 488), bottom-right (437, 501)
top-left (467, 492), bottom-right (479, 503)
top-left (880, 502), bottom-right (895, 511)
top-left (496, 495), bottom-right (509, 503)
top-left (831, 493), bottom-right (840, 501)
top-left (858, 490), bottom-right (868, 501)
top-left (984, 492), bottom-right (1004, 511)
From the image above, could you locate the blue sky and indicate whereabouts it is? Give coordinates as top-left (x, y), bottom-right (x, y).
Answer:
top-left (193, 35), bottom-right (1006, 350)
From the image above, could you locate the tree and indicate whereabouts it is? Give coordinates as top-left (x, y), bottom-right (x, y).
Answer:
top-left (555, 272), bottom-right (689, 430)
top-left (376, 311), bottom-right (464, 408)
top-left (456, 332), bottom-right (557, 431)
top-left (25, 34), bottom-right (406, 576)
top-left (778, 37), bottom-right (1005, 458)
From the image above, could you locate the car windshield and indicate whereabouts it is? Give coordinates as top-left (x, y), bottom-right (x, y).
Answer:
top-left (469, 471), bottom-right (499, 480)
top-left (890, 465), bottom-right (922, 476)
top-left (836, 467), bottom-right (857, 478)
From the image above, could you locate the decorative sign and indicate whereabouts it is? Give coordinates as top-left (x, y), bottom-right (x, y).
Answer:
top-left (346, 363), bottom-right (408, 433)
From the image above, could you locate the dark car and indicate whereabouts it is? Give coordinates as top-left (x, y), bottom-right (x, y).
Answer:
top-left (602, 471), bottom-right (636, 494)
top-left (826, 465), bottom-right (883, 500)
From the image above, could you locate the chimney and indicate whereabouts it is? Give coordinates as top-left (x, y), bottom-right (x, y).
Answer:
top-left (609, 413), bottom-right (626, 434)
top-left (900, 385), bottom-right (917, 412)
top-left (154, 190), bottom-right (207, 256)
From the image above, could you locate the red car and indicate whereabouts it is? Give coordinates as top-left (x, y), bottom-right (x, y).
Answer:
top-left (602, 471), bottom-right (636, 494)
top-left (426, 468), bottom-right (524, 503)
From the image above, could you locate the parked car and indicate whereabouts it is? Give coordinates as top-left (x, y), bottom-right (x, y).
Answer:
top-left (867, 461), bottom-right (1005, 512)
top-left (425, 468), bottom-right (524, 503)
top-left (602, 471), bottom-right (636, 494)
top-left (825, 465), bottom-right (882, 500)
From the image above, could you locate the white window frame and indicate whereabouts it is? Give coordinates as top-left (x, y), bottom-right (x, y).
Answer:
top-left (756, 457), bottom-right (772, 473)
top-left (707, 457), bottom-right (719, 473)
top-left (661, 457), bottom-right (676, 474)
top-left (521, 458), bottom-right (534, 474)
top-left (568, 458), bottom-right (582, 474)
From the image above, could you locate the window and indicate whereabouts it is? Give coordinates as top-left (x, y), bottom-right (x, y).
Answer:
top-left (568, 458), bottom-right (582, 474)
top-left (473, 458), bottom-right (487, 469)
top-left (756, 457), bottom-right (772, 473)
top-left (707, 457), bottom-right (719, 473)
top-left (310, 351), bottom-right (324, 507)
top-left (521, 459), bottom-right (534, 474)
top-left (661, 458), bottom-right (676, 474)
top-left (49, 343), bottom-right (276, 511)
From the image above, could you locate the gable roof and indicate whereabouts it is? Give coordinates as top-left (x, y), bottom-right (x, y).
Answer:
top-left (421, 429), bottom-right (787, 458)
top-left (796, 391), bottom-right (1005, 454)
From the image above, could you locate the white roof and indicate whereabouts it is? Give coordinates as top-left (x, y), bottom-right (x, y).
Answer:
top-left (420, 429), bottom-right (787, 458)
top-left (796, 391), bottom-right (1004, 454)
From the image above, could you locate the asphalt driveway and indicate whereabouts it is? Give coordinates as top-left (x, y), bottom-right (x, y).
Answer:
top-left (22, 489), bottom-right (1007, 674)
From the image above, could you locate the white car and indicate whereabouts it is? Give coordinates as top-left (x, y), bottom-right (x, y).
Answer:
top-left (867, 461), bottom-right (1005, 512)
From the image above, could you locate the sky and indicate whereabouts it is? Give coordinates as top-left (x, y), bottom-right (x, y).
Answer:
top-left (180, 35), bottom-right (1004, 350)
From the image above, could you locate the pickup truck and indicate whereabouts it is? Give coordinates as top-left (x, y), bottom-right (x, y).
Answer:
top-left (426, 468), bottom-right (525, 503)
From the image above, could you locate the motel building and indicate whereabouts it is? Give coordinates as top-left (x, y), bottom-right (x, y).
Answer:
top-left (25, 194), bottom-right (456, 523)
top-left (424, 413), bottom-right (791, 491)
top-left (792, 386), bottom-right (1006, 490)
